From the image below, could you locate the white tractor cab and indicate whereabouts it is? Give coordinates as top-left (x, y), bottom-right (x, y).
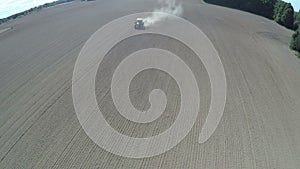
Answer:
top-left (134, 18), bottom-right (145, 30)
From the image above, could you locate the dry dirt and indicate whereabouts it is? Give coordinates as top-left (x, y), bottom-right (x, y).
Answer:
top-left (0, 0), bottom-right (300, 168)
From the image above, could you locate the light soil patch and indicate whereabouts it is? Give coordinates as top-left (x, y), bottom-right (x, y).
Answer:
top-left (0, 27), bottom-right (11, 34)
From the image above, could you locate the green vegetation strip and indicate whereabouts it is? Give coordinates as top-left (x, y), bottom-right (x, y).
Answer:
top-left (204, 0), bottom-right (300, 57)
